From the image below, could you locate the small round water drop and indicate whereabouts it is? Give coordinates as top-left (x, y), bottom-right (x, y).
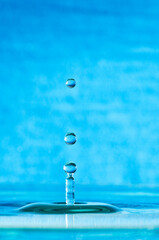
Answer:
top-left (64, 162), bottom-right (77, 174)
top-left (66, 79), bottom-right (76, 88)
top-left (64, 133), bottom-right (76, 145)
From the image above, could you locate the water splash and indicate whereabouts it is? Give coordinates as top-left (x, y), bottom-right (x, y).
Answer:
top-left (18, 162), bottom-right (121, 214)
top-left (17, 76), bottom-right (121, 215)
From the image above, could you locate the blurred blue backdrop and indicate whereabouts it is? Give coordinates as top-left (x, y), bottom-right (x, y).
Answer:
top-left (0, 0), bottom-right (159, 189)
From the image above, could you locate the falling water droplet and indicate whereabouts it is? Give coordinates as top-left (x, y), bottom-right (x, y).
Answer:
top-left (64, 133), bottom-right (76, 145)
top-left (63, 162), bottom-right (77, 173)
top-left (66, 79), bottom-right (76, 88)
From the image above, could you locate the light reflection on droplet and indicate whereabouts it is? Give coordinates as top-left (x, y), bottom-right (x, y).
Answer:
top-left (66, 79), bottom-right (76, 88)
top-left (64, 133), bottom-right (76, 145)
top-left (63, 162), bottom-right (77, 173)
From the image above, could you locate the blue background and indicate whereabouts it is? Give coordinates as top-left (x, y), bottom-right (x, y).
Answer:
top-left (0, 0), bottom-right (159, 188)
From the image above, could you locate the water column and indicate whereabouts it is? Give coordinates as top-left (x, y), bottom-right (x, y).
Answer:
top-left (64, 79), bottom-right (77, 205)
top-left (63, 162), bottom-right (77, 205)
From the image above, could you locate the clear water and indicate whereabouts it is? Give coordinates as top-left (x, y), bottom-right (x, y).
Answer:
top-left (1, 188), bottom-right (159, 239)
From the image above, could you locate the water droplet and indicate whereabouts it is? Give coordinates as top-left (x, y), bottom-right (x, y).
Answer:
top-left (63, 162), bottom-right (77, 174)
top-left (66, 79), bottom-right (76, 88)
top-left (64, 133), bottom-right (76, 145)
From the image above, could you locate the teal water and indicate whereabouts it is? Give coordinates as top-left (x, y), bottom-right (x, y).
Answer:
top-left (1, 229), bottom-right (159, 240)
top-left (1, 188), bottom-right (159, 239)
